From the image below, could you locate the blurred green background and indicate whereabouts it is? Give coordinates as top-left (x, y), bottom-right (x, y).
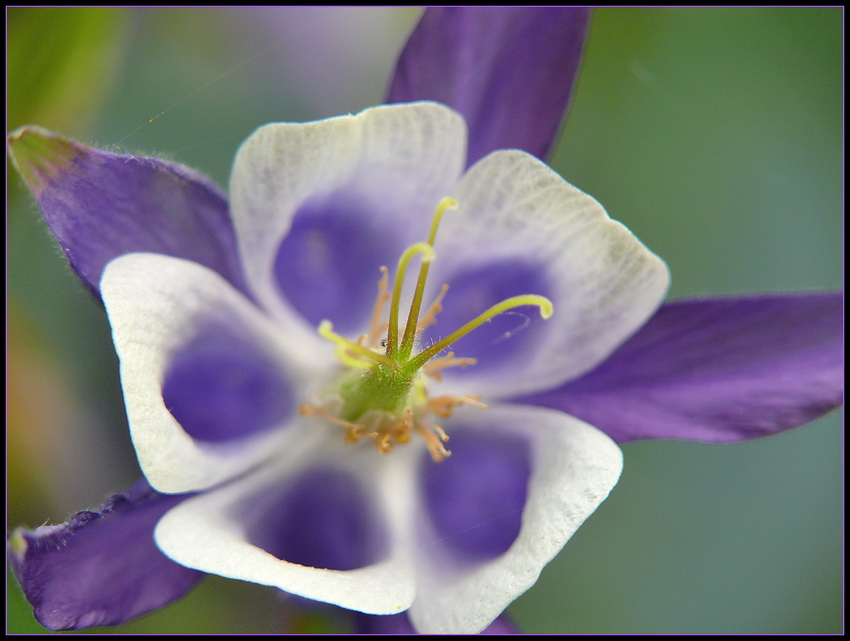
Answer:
top-left (7, 7), bottom-right (842, 633)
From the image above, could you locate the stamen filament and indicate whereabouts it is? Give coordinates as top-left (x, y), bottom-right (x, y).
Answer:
top-left (417, 284), bottom-right (449, 333)
top-left (367, 266), bottom-right (391, 347)
top-left (386, 242), bottom-right (435, 357)
top-left (428, 394), bottom-right (489, 418)
top-left (424, 352), bottom-right (476, 381)
top-left (318, 320), bottom-right (397, 369)
top-left (399, 198), bottom-right (457, 357)
top-left (409, 295), bottom-right (554, 370)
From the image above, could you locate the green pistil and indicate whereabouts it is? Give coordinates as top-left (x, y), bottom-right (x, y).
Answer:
top-left (397, 197), bottom-right (457, 359)
top-left (407, 294), bottom-right (553, 371)
top-left (316, 196), bottom-right (553, 427)
top-left (386, 242), bottom-right (435, 358)
top-left (337, 362), bottom-right (417, 423)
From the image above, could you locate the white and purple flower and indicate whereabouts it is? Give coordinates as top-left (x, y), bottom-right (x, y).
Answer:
top-left (8, 8), bottom-right (842, 634)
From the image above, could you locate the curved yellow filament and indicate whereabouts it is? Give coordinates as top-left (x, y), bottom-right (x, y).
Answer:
top-left (409, 295), bottom-right (553, 370)
top-left (427, 197), bottom-right (458, 246)
top-left (318, 320), bottom-right (397, 369)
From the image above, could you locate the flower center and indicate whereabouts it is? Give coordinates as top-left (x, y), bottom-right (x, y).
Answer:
top-left (300, 198), bottom-right (552, 461)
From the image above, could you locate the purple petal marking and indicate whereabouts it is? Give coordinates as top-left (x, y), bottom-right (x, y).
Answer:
top-left (274, 194), bottom-right (404, 333)
top-left (422, 260), bottom-right (551, 373)
top-left (8, 478), bottom-right (203, 631)
top-left (162, 318), bottom-right (295, 443)
top-left (517, 293), bottom-right (844, 443)
top-left (7, 126), bottom-right (249, 300)
top-left (354, 610), bottom-right (521, 634)
top-left (420, 428), bottom-right (530, 562)
top-left (386, 7), bottom-right (592, 167)
top-left (246, 468), bottom-right (388, 571)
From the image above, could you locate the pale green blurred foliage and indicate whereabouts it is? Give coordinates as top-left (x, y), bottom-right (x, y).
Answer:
top-left (7, 7), bottom-right (841, 633)
top-left (8, 7), bottom-right (127, 135)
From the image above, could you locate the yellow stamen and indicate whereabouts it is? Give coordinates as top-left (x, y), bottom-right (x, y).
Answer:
top-left (416, 423), bottom-right (451, 462)
top-left (424, 352), bottom-right (477, 381)
top-left (427, 394), bottom-right (488, 418)
top-left (300, 403), bottom-right (365, 442)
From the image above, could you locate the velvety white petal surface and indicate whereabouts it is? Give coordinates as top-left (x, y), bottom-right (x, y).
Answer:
top-left (409, 404), bottom-right (623, 634)
top-left (101, 253), bottom-right (324, 494)
top-left (155, 423), bottom-right (418, 614)
top-left (229, 102), bottom-right (466, 338)
top-left (427, 150), bottom-right (670, 398)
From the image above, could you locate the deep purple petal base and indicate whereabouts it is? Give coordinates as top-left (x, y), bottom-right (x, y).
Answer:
top-left (162, 317), bottom-right (295, 443)
top-left (420, 428), bottom-right (530, 561)
top-left (246, 468), bottom-right (388, 571)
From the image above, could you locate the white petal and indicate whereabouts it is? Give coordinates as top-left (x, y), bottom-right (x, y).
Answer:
top-left (155, 424), bottom-right (418, 614)
top-left (101, 253), bottom-right (324, 493)
top-left (229, 101), bottom-right (467, 338)
top-left (426, 149), bottom-right (670, 398)
top-left (408, 403), bottom-right (623, 634)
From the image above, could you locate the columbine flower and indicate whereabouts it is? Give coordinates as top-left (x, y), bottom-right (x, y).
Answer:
top-left (8, 7), bottom-right (842, 634)
top-left (10, 99), bottom-right (658, 633)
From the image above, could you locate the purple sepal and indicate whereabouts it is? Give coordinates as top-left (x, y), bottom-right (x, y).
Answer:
top-left (517, 293), bottom-right (844, 443)
top-left (386, 7), bottom-right (592, 167)
top-left (353, 611), bottom-right (520, 634)
top-left (7, 126), bottom-right (249, 301)
top-left (8, 478), bottom-right (203, 631)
